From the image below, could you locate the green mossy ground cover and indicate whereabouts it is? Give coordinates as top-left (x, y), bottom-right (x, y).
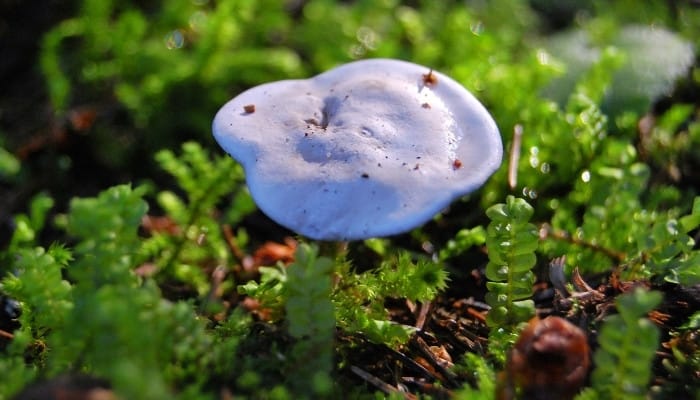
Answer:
top-left (1, 1), bottom-right (699, 399)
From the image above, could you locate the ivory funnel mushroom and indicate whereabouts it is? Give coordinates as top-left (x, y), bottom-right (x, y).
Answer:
top-left (213, 59), bottom-right (502, 241)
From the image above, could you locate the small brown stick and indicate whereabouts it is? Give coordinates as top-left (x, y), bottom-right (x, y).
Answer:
top-left (387, 345), bottom-right (437, 382)
top-left (222, 224), bottom-right (246, 263)
top-left (466, 307), bottom-right (487, 323)
top-left (411, 336), bottom-right (459, 388)
top-left (571, 267), bottom-right (597, 293)
top-left (508, 124), bottom-right (523, 190)
top-left (414, 301), bottom-right (431, 331)
top-left (550, 257), bottom-right (606, 306)
top-left (209, 265), bottom-right (228, 299)
top-left (350, 366), bottom-right (417, 399)
top-left (453, 297), bottom-right (491, 311)
top-left (400, 377), bottom-right (453, 398)
top-left (539, 223), bottom-right (626, 263)
top-left (0, 329), bottom-right (14, 340)
top-left (198, 264), bottom-right (231, 317)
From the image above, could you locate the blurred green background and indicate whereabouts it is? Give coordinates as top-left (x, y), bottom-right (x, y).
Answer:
top-left (1, 0), bottom-right (697, 211)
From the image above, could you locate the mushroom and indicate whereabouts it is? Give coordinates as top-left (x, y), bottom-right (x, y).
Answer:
top-left (213, 58), bottom-right (502, 241)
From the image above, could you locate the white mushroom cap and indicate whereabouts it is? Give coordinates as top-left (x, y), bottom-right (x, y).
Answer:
top-left (213, 58), bottom-right (502, 241)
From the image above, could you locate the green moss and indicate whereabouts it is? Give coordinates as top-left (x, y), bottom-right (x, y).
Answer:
top-left (2, 0), bottom-right (698, 398)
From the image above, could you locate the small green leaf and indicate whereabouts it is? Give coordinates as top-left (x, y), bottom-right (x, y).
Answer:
top-left (616, 288), bottom-right (662, 323)
top-left (485, 261), bottom-right (508, 281)
top-left (590, 288), bottom-right (662, 399)
top-left (679, 197), bottom-right (700, 233)
top-left (0, 144), bottom-right (20, 178)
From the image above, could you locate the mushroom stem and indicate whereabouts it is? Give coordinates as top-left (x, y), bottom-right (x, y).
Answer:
top-left (317, 240), bottom-right (349, 260)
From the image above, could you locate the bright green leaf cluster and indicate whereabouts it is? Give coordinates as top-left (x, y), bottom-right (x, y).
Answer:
top-left (237, 265), bottom-right (288, 321)
top-left (374, 252), bottom-right (449, 302)
top-left (0, 194), bottom-right (64, 395)
top-left (240, 246), bottom-right (450, 377)
top-left (0, 184), bottom-right (258, 400)
top-left (237, 243), bottom-right (337, 397)
top-left (285, 243), bottom-right (335, 398)
top-left (484, 196), bottom-right (538, 329)
top-left (40, 0), bottom-right (304, 120)
top-left (1, 246), bottom-right (73, 343)
top-left (628, 201), bottom-right (700, 286)
top-left (581, 288), bottom-right (662, 400)
top-left (66, 184), bottom-right (147, 287)
top-left (453, 353), bottom-right (497, 400)
top-left (139, 142), bottom-right (252, 296)
top-left (50, 185), bottom-right (217, 399)
top-left (332, 252), bottom-right (448, 346)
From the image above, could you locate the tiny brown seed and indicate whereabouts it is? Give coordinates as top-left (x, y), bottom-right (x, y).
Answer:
top-left (422, 69), bottom-right (438, 86)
